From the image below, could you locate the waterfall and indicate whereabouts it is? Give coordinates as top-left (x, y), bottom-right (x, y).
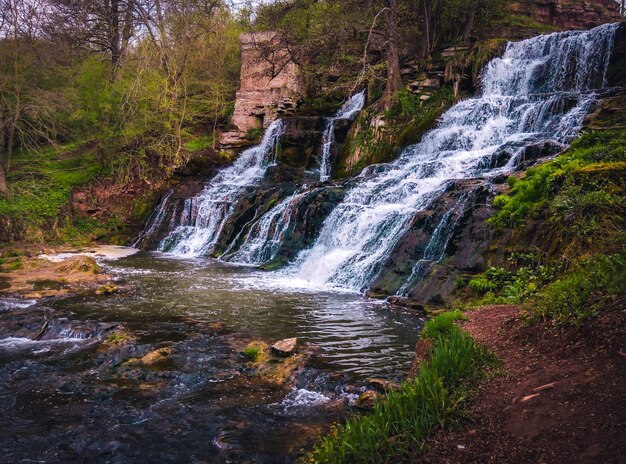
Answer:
top-left (132, 189), bottom-right (174, 248)
top-left (285, 23), bottom-right (618, 292)
top-left (396, 191), bottom-right (472, 296)
top-left (222, 191), bottom-right (304, 265)
top-left (319, 91), bottom-right (366, 181)
top-left (156, 119), bottom-right (285, 257)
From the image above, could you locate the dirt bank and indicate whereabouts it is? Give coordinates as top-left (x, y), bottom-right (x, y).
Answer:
top-left (422, 304), bottom-right (626, 464)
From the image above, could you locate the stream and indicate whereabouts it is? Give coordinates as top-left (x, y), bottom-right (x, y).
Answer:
top-left (0, 251), bottom-right (422, 463)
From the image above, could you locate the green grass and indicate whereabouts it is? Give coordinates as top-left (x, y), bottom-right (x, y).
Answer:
top-left (0, 142), bottom-right (105, 222)
top-left (183, 134), bottom-right (214, 152)
top-left (308, 312), bottom-right (494, 464)
top-left (528, 252), bottom-right (626, 325)
top-left (490, 128), bottom-right (626, 230)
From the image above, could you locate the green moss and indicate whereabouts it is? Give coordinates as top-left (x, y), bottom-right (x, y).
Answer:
top-left (336, 88), bottom-right (456, 178)
top-left (106, 331), bottom-right (129, 346)
top-left (495, 14), bottom-right (560, 33)
top-left (241, 345), bottom-right (261, 361)
top-left (183, 135), bottom-right (214, 152)
top-left (490, 127), bottom-right (626, 240)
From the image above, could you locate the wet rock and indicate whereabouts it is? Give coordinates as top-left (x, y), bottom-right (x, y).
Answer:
top-left (58, 256), bottom-right (100, 275)
top-left (96, 282), bottom-right (118, 295)
top-left (365, 378), bottom-right (399, 393)
top-left (140, 347), bottom-right (172, 366)
top-left (387, 296), bottom-right (425, 313)
top-left (355, 390), bottom-right (382, 410)
top-left (271, 337), bottom-right (297, 357)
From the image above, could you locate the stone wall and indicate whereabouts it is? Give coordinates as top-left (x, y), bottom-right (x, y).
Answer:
top-left (220, 32), bottom-right (303, 147)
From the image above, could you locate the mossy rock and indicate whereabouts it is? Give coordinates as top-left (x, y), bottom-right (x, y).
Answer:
top-left (58, 256), bottom-right (101, 275)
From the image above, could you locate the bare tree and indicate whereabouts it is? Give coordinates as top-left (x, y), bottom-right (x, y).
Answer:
top-left (46, 0), bottom-right (137, 79)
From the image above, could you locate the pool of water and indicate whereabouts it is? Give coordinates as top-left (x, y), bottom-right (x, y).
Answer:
top-left (0, 251), bottom-right (423, 463)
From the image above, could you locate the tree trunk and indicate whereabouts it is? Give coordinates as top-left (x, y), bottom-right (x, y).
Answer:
top-left (421, 0), bottom-right (432, 58)
top-left (383, 0), bottom-right (402, 109)
top-left (0, 163), bottom-right (8, 196)
top-left (110, 0), bottom-right (122, 80)
top-left (461, 9), bottom-right (476, 43)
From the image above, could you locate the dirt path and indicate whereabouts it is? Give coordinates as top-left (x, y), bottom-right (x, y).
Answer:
top-left (422, 305), bottom-right (626, 464)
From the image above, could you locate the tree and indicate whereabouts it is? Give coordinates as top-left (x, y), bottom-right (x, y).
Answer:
top-left (46, 0), bottom-right (137, 80)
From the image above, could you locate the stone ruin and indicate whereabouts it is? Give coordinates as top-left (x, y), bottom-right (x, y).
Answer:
top-left (220, 32), bottom-right (303, 147)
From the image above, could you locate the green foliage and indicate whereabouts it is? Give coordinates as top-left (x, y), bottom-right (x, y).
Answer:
top-left (183, 135), bottom-right (214, 152)
top-left (308, 312), bottom-right (494, 464)
top-left (0, 144), bottom-right (104, 221)
top-left (245, 128), bottom-right (264, 141)
top-left (241, 346), bottom-right (261, 361)
top-left (490, 126), bottom-right (626, 258)
top-left (468, 252), bottom-right (562, 305)
top-left (420, 310), bottom-right (467, 340)
top-left (528, 252), bottom-right (626, 325)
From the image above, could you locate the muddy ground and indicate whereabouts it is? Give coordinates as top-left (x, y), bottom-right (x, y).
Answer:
top-left (422, 304), bottom-right (626, 464)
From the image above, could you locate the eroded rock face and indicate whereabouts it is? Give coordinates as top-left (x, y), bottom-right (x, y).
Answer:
top-left (221, 32), bottom-right (303, 147)
top-left (531, 0), bottom-right (620, 30)
top-left (369, 179), bottom-right (494, 299)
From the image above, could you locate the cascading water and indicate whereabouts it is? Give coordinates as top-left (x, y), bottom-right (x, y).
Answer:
top-left (132, 189), bottom-right (174, 248)
top-left (222, 191), bottom-right (303, 265)
top-left (285, 23), bottom-right (618, 292)
top-left (396, 191), bottom-right (472, 296)
top-left (156, 119), bottom-right (284, 257)
top-left (319, 90), bottom-right (366, 181)
top-left (217, 92), bottom-right (365, 265)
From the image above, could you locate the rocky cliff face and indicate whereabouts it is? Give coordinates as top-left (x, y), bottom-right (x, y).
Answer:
top-left (531, 0), bottom-right (621, 29)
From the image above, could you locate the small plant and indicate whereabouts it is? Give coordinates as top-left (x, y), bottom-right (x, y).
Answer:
top-left (241, 345), bottom-right (261, 361)
top-left (106, 331), bottom-right (128, 346)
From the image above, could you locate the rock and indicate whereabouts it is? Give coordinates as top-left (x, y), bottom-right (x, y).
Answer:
top-left (419, 94), bottom-right (431, 102)
top-left (440, 46), bottom-right (470, 57)
top-left (387, 296), bottom-right (425, 312)
top-left (409, 339), bottom-right (433, 379)
top-left (355, 390), bottom-right (382, 409)
top-left (140, 347), bottom-right (172, 366)
top-left (96, 282), bottom-right (118, 295)
top-left (408, 78), bottom-right (440, 91)
top-left (365, 378), bottom-right (399, 393)
top-left (271, 337), bottom-right (298, 357)
top-left (58, 256), bottom-right (100, 275)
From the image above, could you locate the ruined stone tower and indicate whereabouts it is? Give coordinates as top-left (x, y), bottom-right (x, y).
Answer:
top-left (220, 32), bottom-right (302, 147)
